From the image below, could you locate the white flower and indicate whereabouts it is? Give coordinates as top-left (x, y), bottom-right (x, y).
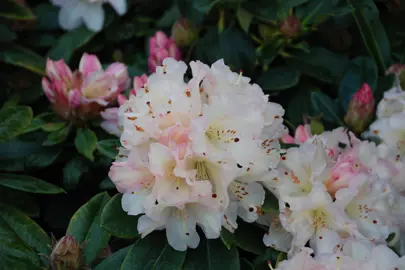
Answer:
top-left (51, 0), bottom-right (127, 32)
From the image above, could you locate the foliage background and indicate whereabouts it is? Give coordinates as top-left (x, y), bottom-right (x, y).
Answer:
top-left (1, 0), bottom-right (405, 269)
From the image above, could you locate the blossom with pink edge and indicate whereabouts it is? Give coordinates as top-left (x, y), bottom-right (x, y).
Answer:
top-left (42, 53), bottom-right (129, 124)
top-left (108, 58), bottom-right (287, 251)
top-left (100, 74), bottom-right (147, 136)
top-left (281, 124), bottom-right (312, 144)
top-left (148, 31), bottom-right (182, 73)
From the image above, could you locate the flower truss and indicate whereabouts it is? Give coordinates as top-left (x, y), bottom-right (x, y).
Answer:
top-left (109, 58), bottom-right (287, 251)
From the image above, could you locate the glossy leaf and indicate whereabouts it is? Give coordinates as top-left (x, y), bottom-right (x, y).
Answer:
top-left (100, 194), bottom-right (140, 239)
top-left (240, 258), bottom-right (255, 270)
top-left (0, 173), bottom-right (65, 194)
top-left (121, 231), bottom-right (186, 270)
top-left (41, 122), bottom-right (66, 132)
top-left (75, 128), bottom-right (98, 161)
top-left (24, 146), bottom-right (62, 170)
top-left (99, 176), bottom-right (115, 190)
top-left (311, 91), bottom-right (342, 124)
top-left (0, 0), bottom-right (36, 20)
top-left (66, 192), bottom-right (111, 264)
top-left (183, 238), bottom-right (240, 270)
top-left (257, 66), bottom-right (300, 92)
top-left (237, 8), bottom-right (253, 33)
top-left (220, 228), bottom-right (235, 250)
top-left (0, 45), bottom-right (45, 75)
top-left (42, 124), bottom-right (71, 146)
top-left (0, 25), bottom-right (16, 42)
top-left (0, 204), bottom-right (50, 268)
top-left (0, 105), bottom-right (33, 143)
top-left (0, 187), bottom-right (39, 217)
top-left (234, 221), bottom-right (266, 255)
top-left (97, 139), bottom-right (120, 159)
top-left (94, 245), bottom-right (133, 270)
top-left (63, 157), bottom-right (89, 191)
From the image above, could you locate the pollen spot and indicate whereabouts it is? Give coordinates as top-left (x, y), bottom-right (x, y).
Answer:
top-left (284, 172), bottom-right (289, 175)
top-left (373, 220), bottom-right (377, 224)
top-left (319, 236), bottom-right (323, 239)
top-left (168, 99), bottom-right (172, 104)
top-left (234, 138), bottom-right (240, 142)
top-left (281, 156), bottom-right (286, 160)
top-left (274, 115), bottom-right (280, 119)
top-left (135, 125), bottom-right (144, 132)
top-left (212, 193), bottom-right (217, 198)
top-left (186, 233), bottom-right (190, 236)
top-left (127, 116), bottom-right (137, 121)
top-left (372, 130), bottom-right (379, 135)
top-left (249, 207), bottom-right (254, 212)
top-left (237, 163), bottom-right (243, 168)
top-left (185, 89), bottom-right (191, 97)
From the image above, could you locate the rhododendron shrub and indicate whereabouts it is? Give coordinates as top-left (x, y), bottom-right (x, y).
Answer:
top-left (2, 0), bottom-right (405, 269)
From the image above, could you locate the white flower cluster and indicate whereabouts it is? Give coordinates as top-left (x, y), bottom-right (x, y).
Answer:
top-left (263, 127), bottom-right (405, 269)
top-left (109, 58), bottom-right (286, 251)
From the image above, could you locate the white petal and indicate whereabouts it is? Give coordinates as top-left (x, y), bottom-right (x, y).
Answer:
top-left (192, 205), bottom-right (222, 239)
top-left (122, 192), bottom-right (148, 216)
top-left (108, 0), bottom-right (127, 15)
top-left (58, 1), bottom-right (85, 30)
top-left (82, 3), bottom-right (105, 32)
top-left (166, 211), bottom-right (199, 251)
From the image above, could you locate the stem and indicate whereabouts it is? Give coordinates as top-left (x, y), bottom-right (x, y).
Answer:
top-left (218, 9), bottom-right (225, 34)
top-left (283, 119), bottom-right (296, 131)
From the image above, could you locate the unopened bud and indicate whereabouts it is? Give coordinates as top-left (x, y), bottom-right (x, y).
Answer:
top-left (50, 235), bottom-right (81, 270)
top-left (344, 83), bottom-right (375, 133)
top-left (280, 16), bottom-right (300, 38)
top-left (171, 18), bottom-right (199, 47)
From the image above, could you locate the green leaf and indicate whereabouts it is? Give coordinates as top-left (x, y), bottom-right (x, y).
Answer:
top-left (0, 105), bottom-right (33, 142)
top-left (23, 118), bottom-right (46, 134)
top-left (99, 176), bottom-right (115, 190)
top-left (285, 47), bottom-right (349, 84)
top-left (41, 122), bottom-right (67, 132)
top-left (0, 173), bottom-right (65, 194)
top-left (34, 3), bottom-right (59, 30)
top-left (339, 56), bottom-right (378, 111)
top-left (0, 204), bottom-right (51, 268)
top-left (253, 248), bottom-right (286, 270)
top-left (100, 194), bottom-right (139, 239)
top-left (0, 45), bottom-right (46, 75)
top-left (257, 66), bottom-right (300, 92)
top-left (0, 25), bottom-right (16, 42)
top-left (24, 146), bottom-right (62, 170)
top-left (242, 0), bottom-right (278, 21)
top-left (195, 28), bottom-right (256, 75)
top-left (63, 157), bottom-right (89, 191)
top-left (0, 0), bottom-right (36, 20)
top-left (183, 238), bottom-right (240, 270)
top-left (48, 27), bottom-right (98, 62)
top-left (75, 128), bottom-right (98, 161)
top-left (287, 85), bottom-right (318, 126)
top-left (94, 245), bottom-right (133, 270)
top-left (157, 4), bottom-right (181, 28)
top-left (220, 228), bottom-right (235, 250)
top-left (311, 92), bottom-right (342, 124)
top-left (97, 139), bottom-right (120, 159)
top-left (121, 231), bottom-right (186, 270)
top-left (43, 124), bottom-right (71, 146)
top-left (261, 190), bottom-right (279, 213)
top-left (0, 140), bottom-right (41, 160)
top-left (0, 187), bottom-right (39, 217)
top-left (348, 0), bottom-right (391, 74)
top-left (277, 0), bottom-right (309, 9)
top-left (66, 192), bottom-right (111, 265)
top-left (193, 0), bottom-right (218, 13)
top-left (240, 258), bottom-right (255, 270)
top-left (235, 221), bottom-right (266, 255)
top-left (237, 8), bottom-right (253, 33)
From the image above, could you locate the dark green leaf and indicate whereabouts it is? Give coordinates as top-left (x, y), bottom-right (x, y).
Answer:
top-left (0, 0), bottom-right (36, 20)
top-left (42, 124), bottom-right (71, 146)
top-left (235, 221), bottom-right (266, 255)
top-left (99, 176), bottom-right (115, 190)
top-left (75, 128), bottom-right (98, 161)
top-left (97, 139), bottom-right (120, 159)
top-left (0, 25), bottom-right (16, 42)
top-left (0, 204), bottom-right (51, 268)
top-left (242, 0), bottom-right (278, 21)
top-left (157, 4), bottom-right (181, 28)
top-left (253, 248), bottom-right (286, 270)
top-left (48, 27), bottom-right (98, 62)
top-left (237, 8), bottom-right (253, 33)
top-left (66, 192), bottom-right (111, 264)
top-left (0, 45), bottom-right (46, 75)
top-left (261, 190), bottom-right (279, 213)
top-left (100, 194), bottom-right (139, 239)
top-left (285, 47), bottom-right (349, 84)
top-left (0, 187), bottom-right (39, 217)
top-left (287, 85), bottom-right (318, 126)
top-left (41, 122), bottom-right (67, 132)
top-left (94, 245), bottom-right (133, 270)
top-left (24, 146), bottom-right (62, 170)
top-left (240, 258), bottom-right (255, 270)
top-left (339, 56), bottom-right (378, 111)
top-left (220, 228), bottom-right (235, 250)
top-left (121, 231), bottom-right (186, 270)
top-left (0, 105), bottom-right (33, 142)
top-left (311, 92), bottom-right (342, 124)
top-left (0, 173), bottom-right (65, 194)
top-left (34, 3), bottom-right (59, 30)
top-left (257, 66), bottom-right (300, 92)
top-left (23, 118), bottom-right (46, 134)
top-left (0, 139), bottom-right (42, 160)
top-left (183, 238), bottom-right (240, 270)
top-left (348, 0), bottom-right (391, 74)
top-left (63, 157), bottom-right (89, 191)
top-left (277, 0), bottom-right (309, 9)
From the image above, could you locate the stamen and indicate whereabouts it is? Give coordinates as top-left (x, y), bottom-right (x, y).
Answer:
top-left (235, 70), bottom-right (243, 85)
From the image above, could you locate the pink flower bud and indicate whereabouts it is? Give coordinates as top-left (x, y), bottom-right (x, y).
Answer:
top-left (50, 235), bottom-right (81, 270)
top-left (148, 31), bottom-right (182, 73)
top-left (294, 124), bottom-right (312, 143)
top-left (79, 53), bottom-right (102, 76)
top-left (344, 83), bottom-right (375, 133)
top-left (280, 16), bottom-right (301, 38)
top-left (117, 94), bottom-right (128, 106)
top-left (155, 31), bottom-right (169, 47)
top-left (106, 62), bottom-right (130, 91)
top-left (171, 18), bottom-right (199, 47)
top-left (133, 74), bottom-right (148, 92)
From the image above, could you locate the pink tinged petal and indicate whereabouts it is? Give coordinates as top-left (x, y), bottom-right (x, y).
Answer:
top-left (101, 120), bottom-right (121, 137)
top-left (117, 94), bottom-right (128, 106)
top-left (54, 80), bottom-right (69, 104)
top-left (133, 74), bottom-right (148, 91)
top-left (167, 41), bottom-right (182, 60)
top-left (82, 72), bottom-right (115, 99)
top-left (106, 63), bottom-right (130, 90)
top-left (155, 31), bottom-right (169, 48)
top-left (42, 78), bottom-right (55, 102)
top-left (148, 57), bottom-right (158, 73)
top-left (82, 3), bottom-right (104, 32)
top-left (155, 48), bottom-right (170, 63)
top-left (108, 0), bottom-right (127, 15)
top-left (68, 89), bottom-right (82, 108)
top-left (100, 107), bottom-right (119, 120)
top-left (149, 37), bottom-right (158, 52)
top-left (281, 133), bottom-right (295, 144)
top-left (295, 124), bottom-right (312, 143)
top-left (79, 53), bottom-right (102, 76)
top-left (58, 0), bottom-right (85, 30)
